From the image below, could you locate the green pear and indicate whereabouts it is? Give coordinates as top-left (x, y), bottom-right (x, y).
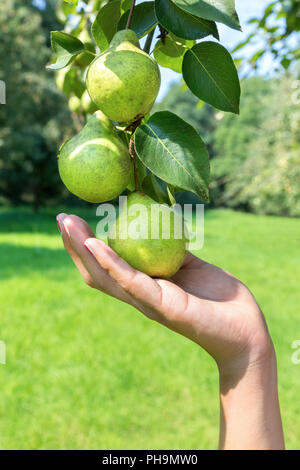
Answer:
top-left (68, 95), bottom-right (81, 113)
top-left (56, 68), bottom-right (68, 92)
top-left (58, 111), bottom-right (133, 203)
top-left (75, 30), bottom-right (96, 68)
top-left (108, 192), bottom-right (187, 278)
top-left (81, 89), bottom-right (98, 114)
top-left (86, 30), bottom-right (161, 123)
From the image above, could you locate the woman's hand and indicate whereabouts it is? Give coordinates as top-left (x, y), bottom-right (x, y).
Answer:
top-left (57, 213), bottom-right (271, 374)
top-left (57, 213), bottom-right (285, 449)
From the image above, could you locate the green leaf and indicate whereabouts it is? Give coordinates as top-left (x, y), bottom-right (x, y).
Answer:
top-left (136, 158), bottom-right (148, 187)
top-left (135, 111), bottom-right (210, 202)
top-left (173, 0), bottom-right (241, 31)
top-left (47, 31), bottom-right (85, 70)
top-left (90, 0), bottom-right (105, 11)
top-left (153, 34), bottom-right (194, 73)
top-left (182, 41), bottom-right (240, 114)
top-left (121, 0), bottom-right (132, 12)
top-left (167, 185), bottom-right (177, 205)
top-left (155, 0), bottom-right (219, 40)
top-left (232, 33), bottom-right (255, 53)
top-left (142, 173), bottom-right (170, 204)
top-left (281, 57), bottom-right (291, 70)
top-left (92, 0), bottom-right (122, 52)
top-left (62, 0), bottom-right (78, 15)
top-left (118, 2), bottom-right (157, 38)
top-left (61, 68), bottom-right (85, 97)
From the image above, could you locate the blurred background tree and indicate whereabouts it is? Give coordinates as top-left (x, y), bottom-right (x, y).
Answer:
top-left (155, 74), bottom-right (300, 216)
top-left (235, 0), bottom-right (300, 72)
top-left (0, 0), bottom-right (74, 211)
top-left (210, 77), bottom-right (275, 208)
top-left (220, 76), bottom-right (300, 216)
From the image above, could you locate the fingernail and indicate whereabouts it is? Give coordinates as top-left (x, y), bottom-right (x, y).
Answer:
top-left (62, 221), bottom-right (70, 237)
top-left (56, 213), bottom-right (68, 234)
top-left (56, 217), bottom-right (61, 233)
top-left (84, 241), bottom-right (95, 257)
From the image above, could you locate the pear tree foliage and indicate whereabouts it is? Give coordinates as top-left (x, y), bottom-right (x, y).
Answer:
top-left (48, 0), bottom-right (242, 204)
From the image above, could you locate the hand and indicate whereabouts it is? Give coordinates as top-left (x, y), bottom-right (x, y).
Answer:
top-left (57, 212), bottom-right (284, 450)
top-left (56, 213), bottom-right (272, 377)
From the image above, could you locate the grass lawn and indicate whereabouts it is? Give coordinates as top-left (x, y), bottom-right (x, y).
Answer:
top-left (0, 206), bottom-right (299, 449)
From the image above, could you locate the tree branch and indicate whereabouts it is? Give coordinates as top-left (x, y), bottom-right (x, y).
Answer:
top-left (126, 0), bottom-right (136, 30)
top-left (129, 138), bottom-right (140, 191)
top-left (158, 24), bottom-right (168, 44)
top-left (143, 28), bottom-right (155, 54)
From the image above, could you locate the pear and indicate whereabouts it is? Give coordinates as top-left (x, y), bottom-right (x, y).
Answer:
top-left (68, 95), bottom-right (81, 113)
top-left (86, 30), bottom-right (161, 123)
top-left (81, 89), bottom-right (98, 114)
top-left (56, 68), bottom-right (68, 92)
top-left (108, 192), bottom-right (187, 278)
top-left (58, 111), bottom-right (133, 203)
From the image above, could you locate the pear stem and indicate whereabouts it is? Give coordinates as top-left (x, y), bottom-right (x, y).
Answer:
top-left (158, 24), bottom-right (168, 45)
top-left (126, 0), bottom-right (136, 30)
top-left (84, 50), bottom-right (97, 57)
top-left (129, 138), bottom-right (139, 191)
top-left (143, 28), bottom-right (155, 54)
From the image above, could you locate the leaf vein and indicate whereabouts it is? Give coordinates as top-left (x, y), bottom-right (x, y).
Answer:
top-left (189, 47), bottom-right (235, 110)
top-left (144, 122), bottom-right (199, 189)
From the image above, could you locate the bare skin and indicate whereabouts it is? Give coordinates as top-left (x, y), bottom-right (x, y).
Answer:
top-left (57, 213), bottom-right (285, 450)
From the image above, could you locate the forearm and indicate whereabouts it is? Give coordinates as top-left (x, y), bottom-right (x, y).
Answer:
top-left (218, 349), bottom-right (285, 450)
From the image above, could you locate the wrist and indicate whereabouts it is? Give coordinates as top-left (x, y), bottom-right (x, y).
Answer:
top-left (218, 336), bottom-right (276, 389)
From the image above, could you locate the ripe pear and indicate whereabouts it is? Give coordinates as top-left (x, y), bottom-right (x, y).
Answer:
top-left (56, 68), bottom-right (68, 92)
top-left (108, 192), bottom-right (187, 278)
top-left (86, 30), bottom-right (161, 123)
top-left (81, 89), bottom-right (98, 114)
top-left (68, 95), bottom-right (81, 113)
top-left (58, 111), bottom-right (133, 203)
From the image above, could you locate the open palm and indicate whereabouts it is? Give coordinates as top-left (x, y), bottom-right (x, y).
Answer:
top-left (58, 213), bottom-right (271, 375)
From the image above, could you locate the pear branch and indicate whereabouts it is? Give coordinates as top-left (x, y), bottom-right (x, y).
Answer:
top-left (143, 28), bottom-right (155, 54)
top-left (129, 138), bottom-right (140, 191)
top-left (126, 0), bottom-right (136, 30)
top-left (158, 24), bottom-right (168, 44)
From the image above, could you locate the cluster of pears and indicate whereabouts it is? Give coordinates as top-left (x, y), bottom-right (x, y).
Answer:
top-left (58, 30), bottom-right (187, 278)
top-left (68, 90), bottom-right (98, 115)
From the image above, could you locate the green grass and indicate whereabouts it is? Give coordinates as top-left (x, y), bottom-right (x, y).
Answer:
top-left (0, 206), bottom-right (299, 449)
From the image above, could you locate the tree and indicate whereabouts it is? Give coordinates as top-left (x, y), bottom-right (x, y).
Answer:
top-left (0, 0), bottom-right (74, 210)
top-left (37, 0), bottom-right (62, 46)
top-left (222, 76), bottom-right (300, 216)
top-left (236, 0), bottom-right (300, 73)
top-left (158, 75), bottom-right (300, 216)
top-left (210, 76), bottom-right (274, 207)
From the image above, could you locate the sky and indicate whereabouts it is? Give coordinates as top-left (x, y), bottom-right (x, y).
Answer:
top-left (155, 0), bottom-right (271, 100)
